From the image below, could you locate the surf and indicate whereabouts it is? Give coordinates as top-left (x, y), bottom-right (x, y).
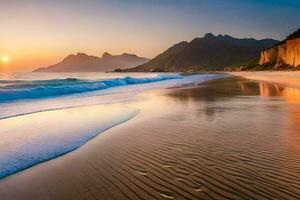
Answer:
top-left (0, 104), bottom-right (139, 179)
top-left (0, 74), bottom-right (182, 103)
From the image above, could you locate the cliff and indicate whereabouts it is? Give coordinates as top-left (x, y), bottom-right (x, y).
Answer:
top-left (34, 52), bottom-right (149, 72)
top-left (244, 28), bottom-right (300, 70)
top-left (122, 33), bottom-right (278, 72)
top-left (259, 38), bottom-right (300, 68)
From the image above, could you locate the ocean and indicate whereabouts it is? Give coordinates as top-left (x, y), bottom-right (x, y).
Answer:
top-left (0, 72), bottom-right (223, 119)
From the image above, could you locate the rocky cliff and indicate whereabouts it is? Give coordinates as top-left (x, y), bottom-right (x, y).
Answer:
top-left (259, 38), bottom-right (300, 68)
top-left (258, 29), bottom-right (300, 69)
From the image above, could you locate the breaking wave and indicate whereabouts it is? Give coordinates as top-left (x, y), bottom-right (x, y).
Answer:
top-left (0, 74), bottom-right (182, 102)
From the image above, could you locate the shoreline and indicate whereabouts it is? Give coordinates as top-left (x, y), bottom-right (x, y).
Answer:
top-left (0, 75), bottom-right (223, 180)
top-left (1, 75), bottom-right (300, 199)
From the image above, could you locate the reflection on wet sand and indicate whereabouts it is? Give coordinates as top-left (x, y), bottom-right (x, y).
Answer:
top-left (240, 80), bottom-right (300, 152)
top-left (168, 77), bottom-right (300, 155)
top-left (243, 79), bottom-right (300, 152)
top-left (257, 81), bottom-right (300, 103)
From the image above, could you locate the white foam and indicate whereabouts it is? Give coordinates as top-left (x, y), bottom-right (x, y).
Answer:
top-left (0, 104), bottom-right (139, 179)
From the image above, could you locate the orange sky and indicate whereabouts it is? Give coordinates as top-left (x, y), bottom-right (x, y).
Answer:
top-left (1, 0), bottom-right (299, 73)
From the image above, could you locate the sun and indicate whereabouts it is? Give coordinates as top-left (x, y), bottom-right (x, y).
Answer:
top-left (1, 56), bottom-right (9, 63)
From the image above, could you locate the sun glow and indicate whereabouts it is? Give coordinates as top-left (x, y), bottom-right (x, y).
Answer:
top-left (1, 56), bottom-right (9, 63)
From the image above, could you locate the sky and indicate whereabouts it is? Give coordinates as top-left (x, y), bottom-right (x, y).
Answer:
top-left (0, 0), bottom-right (300, 72)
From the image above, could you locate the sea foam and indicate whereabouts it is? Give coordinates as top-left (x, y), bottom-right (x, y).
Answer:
top-left (0, 105), bottom-right (139, 179)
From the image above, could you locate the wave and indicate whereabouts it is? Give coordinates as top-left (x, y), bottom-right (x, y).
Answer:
top-left (0, 74), bottom-right (182, 102)
top-left (0, 105), bottom-right (139, 179)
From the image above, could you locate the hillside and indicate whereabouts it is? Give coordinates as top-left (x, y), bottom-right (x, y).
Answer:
top-left (123, 33), bottom-right (278, 72)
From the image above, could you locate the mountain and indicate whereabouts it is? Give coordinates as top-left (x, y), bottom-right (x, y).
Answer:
top-left (122, 33), bottom-right (278, 72)
top-left (33, 53), bottom-right (149, 72)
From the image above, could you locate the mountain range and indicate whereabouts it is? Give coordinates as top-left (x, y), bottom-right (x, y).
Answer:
top-left (34, 53), bottom-right (149, 72)
top-left (35, 31), bottom-right (298, 73)
top-left (123, 33), bottom-right (279, 72)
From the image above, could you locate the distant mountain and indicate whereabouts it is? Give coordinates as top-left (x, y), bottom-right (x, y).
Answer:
top-left (34, 52), bottom-right (149, 72)
top-left (123, 33), bottom-right (278, 72)
top-left (241, 28), bottom-right (300, 71)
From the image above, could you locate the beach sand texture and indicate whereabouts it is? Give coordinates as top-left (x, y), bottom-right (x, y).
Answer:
top-left (1, 77), bottom-right (300, 199)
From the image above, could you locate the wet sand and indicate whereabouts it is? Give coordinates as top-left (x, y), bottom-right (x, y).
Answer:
top-left (232, 71), bottom-right (300, 89)
top-left (1, 77), bottom-right (300, 199)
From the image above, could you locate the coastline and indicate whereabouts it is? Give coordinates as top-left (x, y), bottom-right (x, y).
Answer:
top-left (0, 73), bottom-right (224, 180)
top-left (1, 76), bottom-right (300, 199)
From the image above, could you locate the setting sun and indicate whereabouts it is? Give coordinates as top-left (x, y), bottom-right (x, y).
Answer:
top-left (1, 56), bottom-right (9, 63)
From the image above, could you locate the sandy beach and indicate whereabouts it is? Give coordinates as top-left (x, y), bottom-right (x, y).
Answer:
top-left (1, 75), bottom-right (300, 200)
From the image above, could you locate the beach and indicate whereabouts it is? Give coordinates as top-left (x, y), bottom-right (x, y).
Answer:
top-left (232, 72), bottom-right (300, 88)
top-left (1, 0), bottom-right (299, 199)
top-left (1, 75), bottom-right (300, 199)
